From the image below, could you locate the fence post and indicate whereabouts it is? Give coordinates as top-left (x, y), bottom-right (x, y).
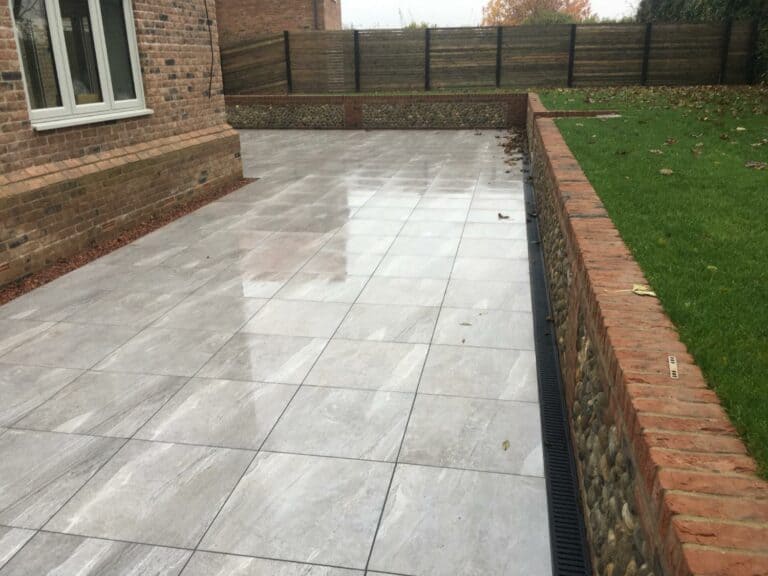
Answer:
top-left (496, 26), bottom-right (503, 88)
top-left (284, 31), bottom-right (293, 94)
top-left (747, 20), bottom-right (760, 85)
top-left (719, 19), bottom-right (733, 84)
top-left (641, 23), bottom-right (653, 86)
top-left (567, 24), bottom-right (577, 87)
top-left (425, 28), bottom-right (431, 91)
top-left (354, 30), bottom-right (361, 92)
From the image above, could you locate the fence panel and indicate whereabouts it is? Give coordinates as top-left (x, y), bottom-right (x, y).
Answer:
top-left (358, 29), bottom-right (426, 92)
top-left (221, 33), bottom-right (287, 95)
top-left (430, 27), bottom-right (498, 89)
top-left (648, 23), bottom-right (726, 85)
top-left (573, 24), bottom-right (646, 86)
top-left (723, 21), bottom-right (754, 84)
top-left (290, 31), bottom-right (356, 93)
top-left (500, 25), bottom-right (572, 88)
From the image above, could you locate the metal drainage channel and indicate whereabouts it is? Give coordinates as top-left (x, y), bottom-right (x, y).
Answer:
top-left (524, 163), bottom-right (592, 576)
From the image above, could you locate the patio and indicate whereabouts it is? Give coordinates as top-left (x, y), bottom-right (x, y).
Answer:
top-left (0, 130), bottom-right (550, 575)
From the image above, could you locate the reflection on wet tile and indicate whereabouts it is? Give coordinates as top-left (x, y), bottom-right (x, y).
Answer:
top-left (337, 304), bottom-right (438, 344)
top-left (0, 429), bottom-right (123, 528)
top-left (434, 308), bottom-right (535, 350)
top-left (323, 234), bottom-right (395, 254)
top-left (16, 372), bottom-right (187, 437)
top-left (369, 465), bottom-right (551, 576)
top-left (0, 365), bottom-right (83, 426)
top-left (0, 527), bottom-right (35, 570)
top-left (63, 290), bottom-right (187, 328)
top-left (401, 395), bottom-right (544, 475)
top-left (46, 440), bottom-right (253, 548)
top-left (153, 291), bottom-right (267, 334)
top-left (201, 452), bottom-right (392, 569)
top-left (420, 345), bottom-right (538, 402)
top-left (0, 319), bottom-right (55, 358)
top-left (303, 250), bottom-right (383, 276)
top-left (199, 334), bottom-right (327, 384)
top-left (265, 387), bottom-right (412, 461)
top-left (137, 379), bottom-right (296, 450)
top-left (0, 532), bottom-right (189, 576)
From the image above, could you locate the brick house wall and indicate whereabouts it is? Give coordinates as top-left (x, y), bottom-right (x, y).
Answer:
top-left (0, 0), bottom-right (243, 286)
top-left (215, 0), bottom-right (342, 48)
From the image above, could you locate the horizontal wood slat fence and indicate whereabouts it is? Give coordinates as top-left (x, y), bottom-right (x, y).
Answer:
top-left (221, 22), bottom-right (759, 95)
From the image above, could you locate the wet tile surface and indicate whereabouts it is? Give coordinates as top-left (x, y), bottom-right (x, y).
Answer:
top-left (0, 130), bottom-right (548, 574)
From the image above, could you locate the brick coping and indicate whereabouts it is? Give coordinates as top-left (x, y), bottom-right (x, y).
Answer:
top-left (528, 93), bottom-right (768, 576)
top-left (0, 124), bottom-right (239, 197)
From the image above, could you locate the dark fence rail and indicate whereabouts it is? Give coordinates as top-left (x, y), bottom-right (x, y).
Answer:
top-left (221, 22), bottom-right (759, 95)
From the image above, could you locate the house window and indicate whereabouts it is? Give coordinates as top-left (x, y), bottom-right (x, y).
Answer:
top-left (10, 0), bottom-right (151, 130)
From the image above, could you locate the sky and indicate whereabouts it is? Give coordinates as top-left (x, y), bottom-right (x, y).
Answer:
top-left (342, 0), bottom-right (641, 29)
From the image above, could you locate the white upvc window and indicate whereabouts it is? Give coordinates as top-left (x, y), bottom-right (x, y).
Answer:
top-left (10, 0), bottom-right (152, 131)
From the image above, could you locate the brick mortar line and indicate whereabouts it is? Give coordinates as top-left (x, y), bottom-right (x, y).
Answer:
top-left (527, 93), bottom-right (768, 576)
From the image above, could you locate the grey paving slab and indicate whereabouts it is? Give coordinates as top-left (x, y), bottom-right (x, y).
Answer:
top-left (306, 339), bottom-right (428, 392)
top-left (401, 395), bottom-right (544, 476)
top-left (336, 304), bottom-right (439, 344)
top-left (0, 532), bottom-right (189, 576)
top-left (0, 527), bottom-right (35, 571)
top-left (46, 440), bottom-right (253, 548)
top-left (420, 345), bottom-right (539, 402)
top-left (0, 365), bottom-right (82, 426)
top-left (200, 452), bottom-right (392, 569)
top-left (0, 429), bottom-right (123, 529)
top-left (0, 130), bottom-right (549, 575)
top-left (198, 334), bottom-right (327, 384)
top-left (136, 379), bottom-right (297, 450)
top-left (264, 387), bottom-right (412, 461)
top-left (433, 308), bottom-right (535, 350)
top-left (95, 328), bottom-right (231, 377)
top-left (242, 300), bottom-right (350, 338)
top-left (1, 323), bottom-right (138, 370)
top-left (14, 372), bottom-right (186, 438)
top-left (368, 465), bottom-right (551, 576)
top-left (182, 552), bottom-right (361, 576)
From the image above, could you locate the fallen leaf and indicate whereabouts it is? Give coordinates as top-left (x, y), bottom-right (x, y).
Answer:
top-left (707, 265), bottom-right (718, 272)
top-left (459, 322), bottom-right (473, 327)
top-left (736, 126), bottom-right (747, 132)
top-left (659, 168), bottom-right (674, 176)
top-left (502, 440), bottom-right (511, 451)
top-left (649, 149), bottom-right (664, 155)
top-left (665, 137), bottom-right (678, 145)
top-left (498, 213), bottom-right (510, 220)
top-left (633, 284), bottom-right (657, 298)
top-left (745, 161), bottom-right (767, 170)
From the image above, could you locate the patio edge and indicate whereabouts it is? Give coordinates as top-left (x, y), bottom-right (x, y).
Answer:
top-left (526, 93), bottom-right (768, 576)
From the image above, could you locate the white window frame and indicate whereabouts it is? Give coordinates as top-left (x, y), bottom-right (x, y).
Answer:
top-left (10, 0), bottom-right (152, 131)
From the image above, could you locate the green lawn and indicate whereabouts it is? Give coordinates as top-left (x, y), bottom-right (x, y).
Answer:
top-left (538, 86), bottom-right (768, 477)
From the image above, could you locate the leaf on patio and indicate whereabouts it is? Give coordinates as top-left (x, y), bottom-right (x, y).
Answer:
top-left (498, 213), bottom-right (510, 220)
top-left (659, 168), bottom-right (674, 176)
top-left (632, 284), bottom-right (657, 298)
top-left (502, 440), bottom-right (511, 451)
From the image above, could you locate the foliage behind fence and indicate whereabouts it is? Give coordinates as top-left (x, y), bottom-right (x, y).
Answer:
top-left (221, 22), bottom-right (759, 95)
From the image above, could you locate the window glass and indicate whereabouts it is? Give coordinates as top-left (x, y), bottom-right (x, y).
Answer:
top-left (59, 0), bottom-right (103, 105)
top-left (100, 0), bottom-right (136, 100)
top-left (12, 0), bottom-right (63, 109)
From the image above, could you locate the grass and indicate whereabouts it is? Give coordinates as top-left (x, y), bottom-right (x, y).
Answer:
top-left (538, 86), bottom-right (768, 478)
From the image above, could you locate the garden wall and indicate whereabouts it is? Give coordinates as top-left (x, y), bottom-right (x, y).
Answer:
top-left (226, 94), bottom-right (528, 129)
top-left (0, 127), bottom-right (241, 288)
top-left (526, 94), bottom-right (768, 576)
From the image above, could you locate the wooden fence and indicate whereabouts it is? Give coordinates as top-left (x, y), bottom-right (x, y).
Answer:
top-left (221, 22), bottom-right (760, 95)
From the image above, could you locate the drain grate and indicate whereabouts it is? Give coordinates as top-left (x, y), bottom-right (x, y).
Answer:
top-left (524, 172), bottom-right (592, 576)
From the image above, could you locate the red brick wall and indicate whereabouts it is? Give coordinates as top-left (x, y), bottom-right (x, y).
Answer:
top-left (215, 0), bottom-right (342, 48)
top-left (0, 0), bottom-right (230, 175)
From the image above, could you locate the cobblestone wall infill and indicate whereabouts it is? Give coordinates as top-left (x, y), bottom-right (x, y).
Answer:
top-left (527, 93), bottom-right (768, 576)
top-left (227, 104), bottom-right (345, 129)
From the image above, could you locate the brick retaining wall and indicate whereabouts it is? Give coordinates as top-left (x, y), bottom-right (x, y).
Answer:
top-left (0, 127), bottom-right (242, 287)
top-left (527, 94), bottom-right (768, 576)
top-left (226, 94), bottom-right (529, 129)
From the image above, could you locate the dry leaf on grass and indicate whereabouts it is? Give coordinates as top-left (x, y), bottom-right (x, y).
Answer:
top-left (659, 168), bottom-right (674, 176)
top-left (745, 161), bottom-right (767, 170)
top-left (649, 149), bottom-right (664, 155)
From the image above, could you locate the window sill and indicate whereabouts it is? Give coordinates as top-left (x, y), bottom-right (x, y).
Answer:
top-left (31, 108), bottom-right (154, 131)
